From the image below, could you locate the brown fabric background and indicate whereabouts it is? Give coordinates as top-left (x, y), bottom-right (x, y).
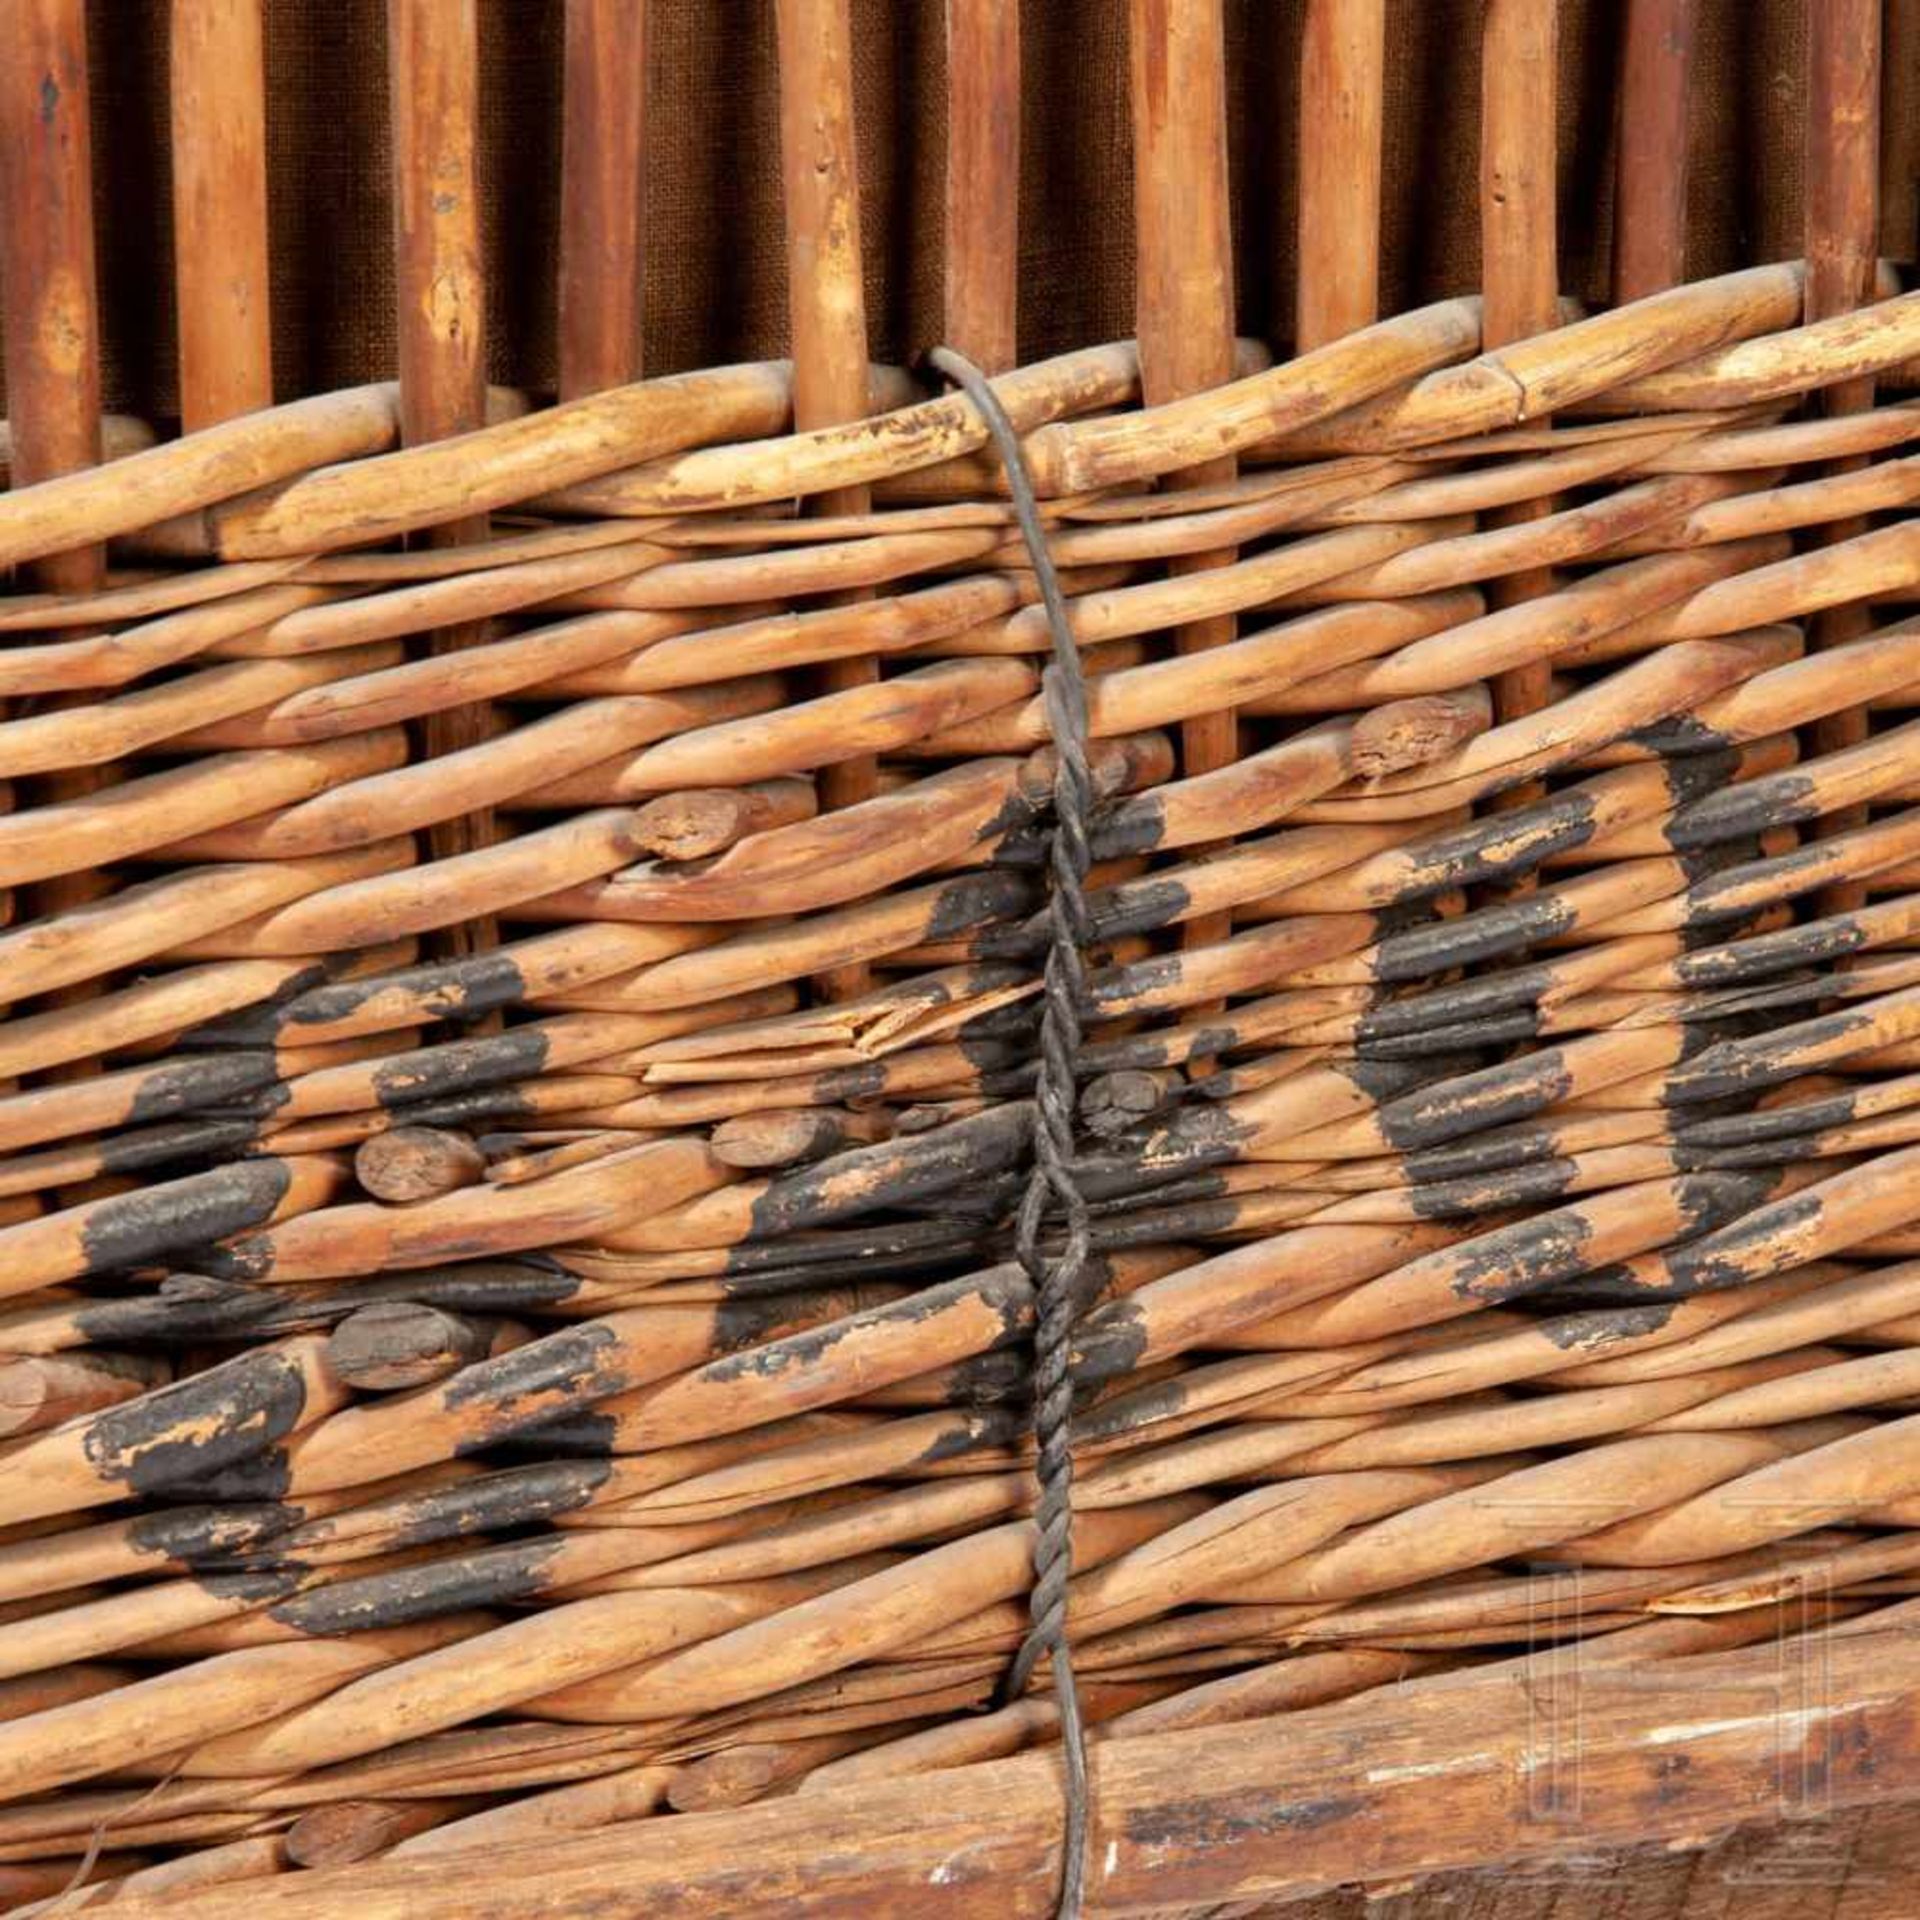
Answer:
top-left (53, 0), bottom-right (1919, 422)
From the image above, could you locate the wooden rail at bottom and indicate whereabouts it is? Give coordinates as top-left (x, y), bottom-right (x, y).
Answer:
top-left (113, 1621), bottom-right (1920, 1916)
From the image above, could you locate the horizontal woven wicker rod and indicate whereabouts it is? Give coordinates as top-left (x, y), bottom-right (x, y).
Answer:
top-left (181, 924), bottom-right (720, 1046)
top-left (0, 634), bottom-right (407, 779)
top-left (0, 1534), bottom-right (498, 1682)
top-left (514, 579), bottom-right (990, 702)
top-left (0, 555), bottom-right (299, 632)
top-left (0, 580), bottom-right (338, 696)
top-left (536, 760), bottom-right (1028, 923)
top-left (154, 677), bottom-right (786, 859)
top-left (1567, 1414), bottom-right (1920, 1565)
top-left (1064, 1463), bottom-right (1507, 1638)
top-left (261, 1288), bottom-right (913, 1500)
top-left (383, 1760), bottom-right (670, 1855)
top-left (1246, 1168), bottom-right (1792, 1347)
top-left (1553, 1141), bottom-right (1920, 1306)
top-left (1218, 1431), bottom-right (1828, 1606)
top-left (13, 1831), bottom-right (289, 1906)
top-left (1654, 1531), bottom-right (1920, 1614)
top-left (0, 1616), bottom-right (485, 1802)
top-left (0, 732), bottom-right (414, 890)
top-left (160, 1509), bottom-right (1186, 1776)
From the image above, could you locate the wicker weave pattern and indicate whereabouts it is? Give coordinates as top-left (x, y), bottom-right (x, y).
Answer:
top-left (2, 0), bottom-right (1920, 1905)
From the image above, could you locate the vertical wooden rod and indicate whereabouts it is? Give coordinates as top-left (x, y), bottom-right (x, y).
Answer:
top-left (1611, 0), bottom-right (1693, 303)
top-left (1128, 0), bottom-right (1238, 964)
top-left (1479, 0), bottom-right (1560, 352)
top-left (1126, 0), bottom-right (1236, 427)
top-left (1805, 0), bottom-right (1884, 913)
top-left (388, 0), bottom-right (496, 954)
top-left (774, 0), bottom-right (872, 468)
top-left (0, 0), bottom-right (108, 1054)
top-left (1881, 0), bottom-right (1920, 269)
top-left (1478, 0), bottom-right (1559, 819)
top-left (1295, 0), bottom-right (1385, 351)
top-left (170, 0), bottom-right (274, 428)
top-left (388, 0), bottom-right (488, 453)
top-left (0, 0), bottom-right (102, 575)
top-left (559, 0), bottom-right (648, 400)
top-left (775, 0), bottom-right (875, 1002)
top-left (1805, 0), bottom-right (1883, 338)
top-left (942, 0), bottom-right (1020, 373)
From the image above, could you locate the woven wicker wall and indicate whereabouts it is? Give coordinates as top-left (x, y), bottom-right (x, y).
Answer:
top-left (56, 0), bottom-right (1911, 420)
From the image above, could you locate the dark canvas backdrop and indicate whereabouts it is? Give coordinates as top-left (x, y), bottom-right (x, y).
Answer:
top-left (38, 0), bottom-right (1919, 422)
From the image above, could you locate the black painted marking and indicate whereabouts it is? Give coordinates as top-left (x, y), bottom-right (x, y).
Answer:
top-left (1355, 962), bottom-right (1560, 1039)
top-left (125, 1051), bottom-right (282, 1125)
top-left (192, 950), bottom-right (535, 1044)
top-left (710, 1247), bottom-right (977, 1298)
top-left (442, 1320), bottom-right (624, 1439)
top-left (1087, 1170), bottom-right (1231, 1216)
top-left (1672, 910), bottom-right (1875, 989)
top-left (1356, 1011), bottom-right (1541, 1058)
top-left (155, 1448), bottom-right (295, 1505)
top-left (82, 1347), bottom-right (310, 1496)
top-left (1374, 1049), bottom-right (1579, 1153)
top-left (1450, 1210), bottom-right (1597, 1303)
top-left (1403, 1155), bottom-right (1583, 1218)
top-left (270, 1537), bottom-right (568, 1633)
top-left (371, 1028), bottom-right (552, 1111)
top-left (90, 1115), bottom-right (265, 1177)
top-left (78, 1159), bottom-right (295, 1275)
top-left (926, 870), bottom-right (1037, 942)
top-left (1086, 950), bottom-right (1184, 1011)
top-left (1677, 1090), bottom-right (1861, 1147)
top-left (695, 1266), bottom-right (1029, 1391)
top-left (126, 1501), bottom-right (302, 1565)
top-left (494, 1412), bottom-right (617, 1456)
top-left (1070, 1297), bottom-right (1151, 1392)
top-left (1668, 769), bottom-right (1821, 848)
top-left (393, 1085), bottom-right (543, 1128)
top-left (1087, 792), bottom-right (1169, 861)
top-left (924, 1406), bottom-right (1025, 1462)
top-left (1629, 714), bottom-right (1736, 757)
top-left (1370, 891), bottom-right (1578, 983)
top-left (1538, 1299), bottom-right (1679, 1352)
top-left (1394, 790), bottom-right (1603, 895)
top-left (1089, 1197), bottom-right (1241, 1248)
top-left (1085, 877), bottom-right (1194, 945)
top-left (718, 1218), bottom-right (981, 1275)
top-left (1670, 1003), bottom-right (1881, 1103)
top-left (746, 1105), bottom-right (1031, 1239)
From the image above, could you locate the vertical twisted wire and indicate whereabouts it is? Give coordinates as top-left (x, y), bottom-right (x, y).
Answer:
top-left (928, 345), bottom-right (1095, 1920)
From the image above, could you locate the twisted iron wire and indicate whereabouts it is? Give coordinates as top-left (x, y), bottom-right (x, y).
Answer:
top-left (927, 344), bottom-right (1095, 1920)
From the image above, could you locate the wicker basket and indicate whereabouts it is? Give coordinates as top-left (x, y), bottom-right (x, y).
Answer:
top-left (1, 0), bottom-right (1919, 1912)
